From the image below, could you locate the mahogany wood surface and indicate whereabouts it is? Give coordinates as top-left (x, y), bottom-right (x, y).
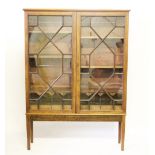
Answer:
top-left (24, 9), bottom-right (129, 151)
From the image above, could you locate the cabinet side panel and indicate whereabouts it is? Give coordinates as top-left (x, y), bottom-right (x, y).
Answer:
top-left (25, 12), bottom-right (30, 112)
top-left (122, 13), bottom-right (129, 112)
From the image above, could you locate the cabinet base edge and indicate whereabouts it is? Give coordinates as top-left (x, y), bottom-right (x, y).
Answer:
top-left (27, 114), bottom-right (123, 122)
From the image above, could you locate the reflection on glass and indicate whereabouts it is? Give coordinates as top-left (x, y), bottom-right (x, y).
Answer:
top-left (29, 27), bottom-right (49, 54)
top-left (80, 16), bottom-right (125, 111)
top-left (28, 15), bottom-right (72, 111)
top-left (52, 27), bottom-right (72, 54)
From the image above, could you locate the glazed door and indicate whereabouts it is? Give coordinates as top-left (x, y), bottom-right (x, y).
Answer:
top-left (76, 12), bottom-right (128, 113)
top-left (27, 12), bottom-right (76, 112)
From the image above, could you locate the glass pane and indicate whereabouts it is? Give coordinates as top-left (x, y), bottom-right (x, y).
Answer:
top-left (91, 17), bottom-right (116, 38)
top-left (52, 27), bottom-right (72, 54)
top-left (63, 55), bottom-right (72, 73)
top-left (29, 27), bottom-right (49, 54)
top-left (29, 74), bottom-right (49, 100)
top-left (90, 43), bottom-right (114, 67)
top-left (38, 16), bottom-right (62, 39)
top-left (28, 15), bottom-right (72, 111)
top-left (80, 16), bottom-right (125, 111)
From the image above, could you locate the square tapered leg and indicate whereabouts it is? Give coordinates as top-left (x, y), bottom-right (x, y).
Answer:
top-left (118, 121), bottom-right (121, 143)
top-left (31, 119), bottom-right (33, 143)
top-left (121, 116), bottom-right (126, 151)
top-left (26, 116), bottom-right (31, 150)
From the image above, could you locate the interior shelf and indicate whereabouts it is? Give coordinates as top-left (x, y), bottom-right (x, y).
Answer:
top-left (29, 55), bottom-right (72, 58)
top-left (81, 36), bottom-right (124, 39)
top-left (81, 65), bottom-right (123, 69)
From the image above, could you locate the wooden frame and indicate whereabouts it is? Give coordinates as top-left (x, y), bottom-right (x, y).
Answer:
top-left (76, 11), bottom-right (129, 114)
top-left (24, 9), bottom-right (129, 151)
top-left (25, 11), bottom-right (76, 114)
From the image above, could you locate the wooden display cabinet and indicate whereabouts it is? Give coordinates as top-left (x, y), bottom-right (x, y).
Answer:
top-left (24, 9), bottom-right (129, 150)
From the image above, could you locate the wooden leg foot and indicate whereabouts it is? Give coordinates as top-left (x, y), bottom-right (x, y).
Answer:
top-left (26, 116), bottom-right (31, 150)
top-left (31, 119), bottom-right (33, 143)
top-left (118, 121), bottom-right (121, 144)
top-left (121, 116), bottom-right (125, 151)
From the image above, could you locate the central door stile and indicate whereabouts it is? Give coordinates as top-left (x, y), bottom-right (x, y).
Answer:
top-left (72, 12), bottom-right (77, 113)
top-left (76, 12), bottom-right (81, 113)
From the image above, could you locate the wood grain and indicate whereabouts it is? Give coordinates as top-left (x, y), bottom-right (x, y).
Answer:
top-left (30, 119), bottom-right (33, 143)
top-left (23, 9), bottom-right (130, 12)
top-left (24, 9), bottom-right (129, 150)
top-left (30, 115), bottom-right (122, 122)
top-left (26, 116), bottom-right (31, 150)
top-left (118, 121), bottom-right (121, 143)
top-left (121, 115), bottom-right (126, 151)
top-left (72, 12), bottom-right (77, 113)
top-left (25, 11), bottom-right (30, 112)
top-left (122, 12), bottom-right (129, 112)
